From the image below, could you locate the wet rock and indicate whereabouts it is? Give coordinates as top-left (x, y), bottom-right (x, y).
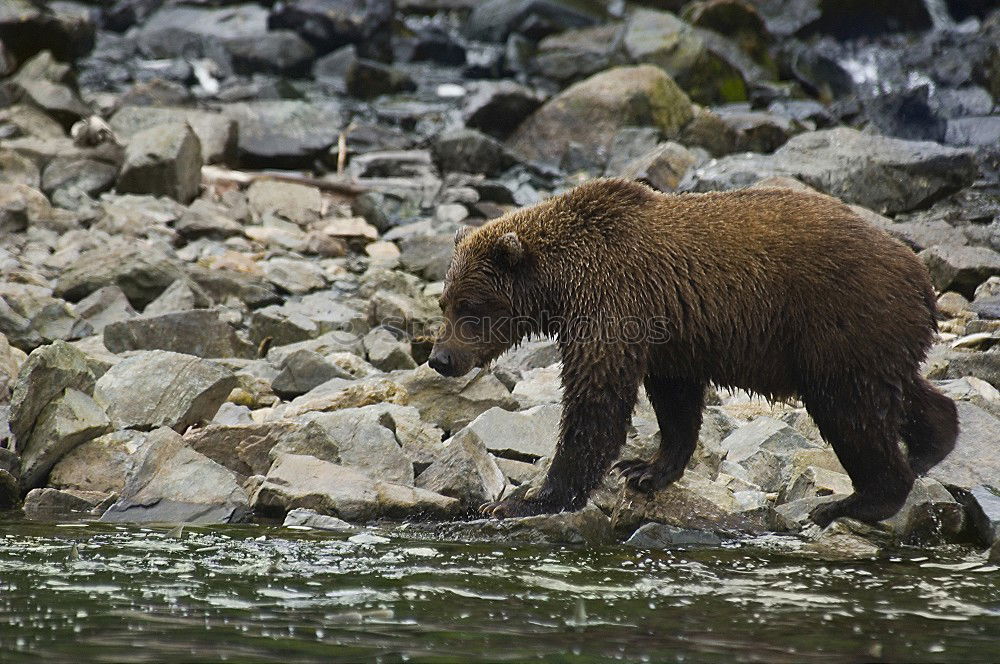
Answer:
top-left (684, 127), bottom-right (978, 215)
top-left (226, 30), bottom-right (315, 76)
top-left (396, 365), bottom-right (518, 432)
top-left (363, 327), bottom-right (416, 371)
top-left (625, 522), bottom-right (724, 548)
top-left (533, 22), bottom-right (627, 85)
top-left (623, 8), bottom-right (757, 105)
top-left (882, 477), bottom-right (965, 544)
top-left (464, 0), bottom-right (607, 43)
top-left (9, 340), bottom-right (95, 452)
top-left (94, 351), bottom-right (236, 432)
top-left (0, 467), bottom-right (18, 509)
top-left (929, 402), bottom-right (1000, 492)
top-left (461, 81), bottom-right (545, 140)
top-left (508, 65), bottom-right (693, 169)
top-left (271, 349), bottom-right (353, 398)
top-left (464, 404), bottom-right (560, 460)
top-left (415, 428), bottom-right (505, 509)
top-left (22, 488), bottom-right (114, 520)
top-left (41, 157), bottom-right (118, 200)
top-left (103, 309), bottom-right (255, 359)
top-left (345, 55), bottom-right (417, 99)
top-left (116, 122), bottom-right (202, 204)
top-left (17, 79), bottom-right (91, 130)
top-left (282, 507), bottom-right (356, 531)
top-left (251, 452), bottom-right (459, 521)
top-left (782, 465), bottom-right (853, 503)
top-left (802, 520), bottom-right (881, 560)
top-left (429, 502), bottom-right (613, 545)
top-left (19, 388), bottom-right (111, 491)
top-left (269, 0), bottom-right (394, 61)
top-left (617, 141), bottom-right (698, 192)
top-left (612, 471), bottom-right (773, 535)
top-left (101, 427), bottom-right (250, 524)
top-left (431, 129), bottom-right (517, 177)
top-left (920, 245), bottom-right (1000, 299)
top-left (110, 106), bottom-right (237, 165)
top-left (284, 375), bottom-right (407, 418)
top-left (48, 429), bottom-right (148, 494)
top-left (953, 485), bottom-right (1000, 547)
top-left (223, 101), bottom-right (343, 169)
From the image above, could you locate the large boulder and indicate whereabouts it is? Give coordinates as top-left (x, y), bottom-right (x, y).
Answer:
top-left (929, 402), bottom-right (1000, 492)
top-left (93, 351), bottom-right (237, 432)
top-left (395, 365), bottom-right (518, 432)
top-left (507, 65), bottom-right (693, 169)
top-left (103, 309), bottom-right (256, 359)
top-left (8, 340), bottom-right (95, 452)
top-left (919, 245), bottom-right (1000, 299)
top-left (48, 430), bottom-right (148, 494)
top-left (251, 453), bottom-right (460, 521)
top-left (54, 244), bottom-right (185, 308)
top-left (415, 429), bottom-right (506, 509)
top-left (683, 127), bottom-right (978, 214)
top-left (222, 101), bottom-right (344, 169)
top-left (268, 0), bottom-right (394, 61)
top-left (100, 427), bottom-right (250, 524)
top-left (19, 388), bottom-right (111, 490)
top-left (0, 1), bottom-right (95, 62)
top-left (463, 404), bottom-right (561, 460)
top-left (116, 123), bottom-right (203, 204)
top-left (110, 106), bottom-right (237, 165)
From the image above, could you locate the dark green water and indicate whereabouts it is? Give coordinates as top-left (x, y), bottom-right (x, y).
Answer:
top-left (1, 520), bottom-right (998, 663)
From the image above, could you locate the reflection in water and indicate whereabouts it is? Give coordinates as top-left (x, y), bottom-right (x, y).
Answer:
top-left (0, 522), bottom-right (998, 663)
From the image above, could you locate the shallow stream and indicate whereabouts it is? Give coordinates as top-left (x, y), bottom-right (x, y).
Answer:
top-left (1, 519), bottom-right (998, 662)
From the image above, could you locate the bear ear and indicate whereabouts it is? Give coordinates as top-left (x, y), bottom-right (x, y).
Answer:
top-left (454, 225), bottom-right (474, 245)
top-left (494, 231), bottom-right (524, 268)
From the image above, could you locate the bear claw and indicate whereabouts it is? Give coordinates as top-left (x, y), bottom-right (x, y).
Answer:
top-left (613, 458), bottom-right (680, 494)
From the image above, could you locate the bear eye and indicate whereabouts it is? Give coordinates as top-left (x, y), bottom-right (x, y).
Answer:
top-left (455, 299), bottom-right (477, 317)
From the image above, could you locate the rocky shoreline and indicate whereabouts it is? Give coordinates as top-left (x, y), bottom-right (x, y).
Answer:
top-left (0, 0), bottom-right (999, 559)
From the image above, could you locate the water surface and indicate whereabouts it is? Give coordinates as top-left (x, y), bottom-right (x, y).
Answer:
top-left (1, 519), bottom-right (998, 663)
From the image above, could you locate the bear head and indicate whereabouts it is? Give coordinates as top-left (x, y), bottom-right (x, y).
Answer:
top-left (428, 224), bottom-right (529, 377)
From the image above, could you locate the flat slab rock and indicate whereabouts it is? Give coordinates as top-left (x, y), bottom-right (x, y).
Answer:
top-left (251, 453), bottom-right (459, 522)
top-left (929, 402), bottom-right (1000, 492)
top-left (100, 427), bottom-right (250, 524)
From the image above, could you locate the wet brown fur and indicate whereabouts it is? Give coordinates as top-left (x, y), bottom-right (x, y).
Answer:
top-left (431, 178), bottom-right (959, 525)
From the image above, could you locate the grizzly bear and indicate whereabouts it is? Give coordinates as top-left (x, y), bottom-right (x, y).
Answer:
top-left (428, 178), bottom-right (958, 527)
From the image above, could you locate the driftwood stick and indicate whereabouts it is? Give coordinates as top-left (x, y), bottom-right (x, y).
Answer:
top-left (201, 165), bottom-right (369, 196)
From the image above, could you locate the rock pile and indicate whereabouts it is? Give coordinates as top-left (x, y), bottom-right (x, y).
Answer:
top-left (0, 0), bottom-right (998, 556)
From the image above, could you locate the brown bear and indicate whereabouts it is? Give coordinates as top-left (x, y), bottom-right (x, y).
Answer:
top-left (428, 178), bottom-right (958, 527)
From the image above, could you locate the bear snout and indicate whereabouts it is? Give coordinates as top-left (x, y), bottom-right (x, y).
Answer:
top-left (428, 347), bottom-right (465, 377)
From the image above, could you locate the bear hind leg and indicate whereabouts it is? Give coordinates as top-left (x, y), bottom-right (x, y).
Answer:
top-left (901, 375), bottom-right (959, 476)
top-left (804, 385), bottom-right (915, 527)
top-left (614, 377), bottom-right (705, 494)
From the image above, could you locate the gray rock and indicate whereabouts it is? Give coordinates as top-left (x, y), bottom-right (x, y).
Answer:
top-left (54, 244), bottom-right (185, 308)
top-left (265, 330), bottom-right (366, 366)
top-left (282, 507), bottom-right (356, 531)
top-left (110, 106), bottom-right (237, 164)
top-left (345, 55), bottom-right (416, 99)
top-left (367, 289), bottom-right (442, 337)
top-left (269, 0), bottom-right (393, 61)
top-left (261, 257), bottom-right (328, 295)
top-left (101, 427), bottom-right (250, 524)
top-left (0, 4), bottom-right (95, 63)
top-left (246, 180), bottom-right (323, 226)
top-left (953, 485), bottom-right (1000, 547)
top-left (396, 365), bottom-right (518, 432)
top-left (929, 402), bottom-right (1000, 492)
top-left (0, 182), bottom-right (58, 232)
top-left (919, 245), bottom-right (1000, 299)
top-left (782, 465), bottom-right (853, 503)
top-left (534, 22), bottom-right (627, 85)
top-left (802, 520), bottom-right (881, 560)
top-left (415, 428), bottom-right (505, 509)
top-left (9, 340), bottom-right (95, 452)
top-left (222, 101), bottom-right (343, 168)
top-left (462, 81), bottom-right (545, 140)
top-left (431, 129), bottom-right (517, 177)
top-left (0, 333), bottom-right (25, 400)
top-left (508, 65), bottom-right (692, 169)
top-left (250, 294), bottom-right (366, 346)
top-left (22, 488), bottom-right (114, 520)
top-left (271, 349), bottom-right (353, 397)
top-left (116, 122), bottom-right (202, 204)
top-left (684, 127), bottom-right (977, 214)
top-left (363, 327), bottom-right (417, 371)
top-left (716, 109), bottom-right (800, 153)
top-left (0, 468), bottom-right (19, 509)
top-left (184, 420), bottom-right (306, 477)
top-left (463, 0), bottom-right (606, 43)
top-left (882, 477), bottom-right (964, 545)
top-left (103, 309), bottom-right (255, 359)
top-left (425, 502), bottom-right (613, 546)
top-left (251, 453), bottom-right (459, 521)
top-left (186, 265), bottom-right (280, 308)
top-left (626, 522), bottom-right (724, 548)
top-left (226, 30), bottom-right (315, 76)
top-left (18, 79), bottom-right (91, 129)
top-left (19, 388), bottom-right (111, 490)
top-left (616, 141), bottom-right (697, 192)
top-left (945, 117), bottom-right (1000, 147)
top-left (510, 365), bottom-right (562, 407)
top-left (397, 235), bottom-right (455, 282)
top-left (94, 351), bottom-right (237, 432)
top-left (41, 157), bottom-right (118, 199)
top-left (0, 149), bottom-right (41, 189)
top-left (143, 279), bottom-right (211, 316)
top-left (174, 199), bottom-right (244, 240)
top-left (48, 429), bottom-right (148, 494)
top-left (720, 416), bottom-right (820, 492)
top-left (350, 150), bottom-right (435, 179)
top-left (367, 403), bottom-right (446, 465)
top-left (137, 4), bottom-right (268, 56)
top-left (465, 404), bottom-right (560, 460)
top-left (73, 286), bottom-right (138, 334)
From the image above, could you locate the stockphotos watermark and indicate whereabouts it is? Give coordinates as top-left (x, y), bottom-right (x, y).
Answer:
top-left (321, 314), bottom-right (675, 345)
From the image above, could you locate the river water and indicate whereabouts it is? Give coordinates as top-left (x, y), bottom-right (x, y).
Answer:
top-left (1, 519), bottom-right (998, 663)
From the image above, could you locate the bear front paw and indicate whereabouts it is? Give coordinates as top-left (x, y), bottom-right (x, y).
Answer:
top-left (613, 458), bottom-right (682, 493)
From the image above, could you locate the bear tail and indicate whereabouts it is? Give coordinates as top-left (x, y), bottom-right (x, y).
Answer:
top-left (901, 376), bottom-right (959, 476)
